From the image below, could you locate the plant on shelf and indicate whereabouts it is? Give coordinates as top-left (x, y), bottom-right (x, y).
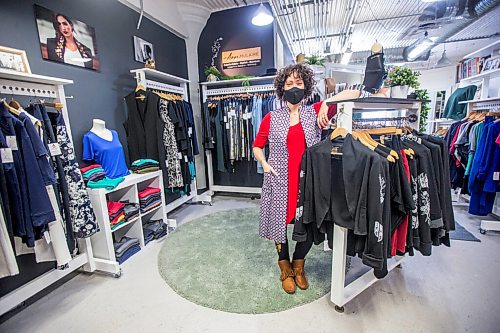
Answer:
top-left (204, 66), bottom-right (222, 82)
top-left (415, 89), bottom-right (430, 132)
top-left (385, 66), bottom-right (420, 98)
top-left (305, 55), bottom-right (325, 67)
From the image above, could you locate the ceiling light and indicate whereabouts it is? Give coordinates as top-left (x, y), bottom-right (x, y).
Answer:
top-left (404, 31), bottom-right (435, 61)
top-left (436, 44), bottom-right (451, 67)
top-left (340, 45), bottom-right (353, 65)
top-left (252, 3), bottom-right (274, 26)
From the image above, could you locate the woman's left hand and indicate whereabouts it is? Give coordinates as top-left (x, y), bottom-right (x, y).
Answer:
top-left (317, 101), bottom-right (330, 128)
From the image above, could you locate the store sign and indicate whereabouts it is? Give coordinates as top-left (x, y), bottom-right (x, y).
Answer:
top-left (222, 47), bottom-right (261, 69)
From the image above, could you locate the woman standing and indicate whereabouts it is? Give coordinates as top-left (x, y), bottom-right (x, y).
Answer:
top-left (46, 13), bottom-right (93, 68)
top-left (253, 64), bottom-right (331, 294)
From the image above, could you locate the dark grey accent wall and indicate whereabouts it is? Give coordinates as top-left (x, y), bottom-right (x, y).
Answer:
top-left (198, 4), bottom-right (275, 81)
top-left (0, 0), bottom-right (187, 300)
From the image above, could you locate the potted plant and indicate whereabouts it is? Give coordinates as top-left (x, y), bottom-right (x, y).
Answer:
top-left (385, 66), bottom-right (420, 98)
top-left (204, 66), bottom-right (222, 82)
top-left (415, 89), bottom-right (430, 132)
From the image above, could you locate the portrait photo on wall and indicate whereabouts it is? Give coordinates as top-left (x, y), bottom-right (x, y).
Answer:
top-left (134, 36), bottom-right (155, 63)
top-left (34, 4), bottom-right (100, 71)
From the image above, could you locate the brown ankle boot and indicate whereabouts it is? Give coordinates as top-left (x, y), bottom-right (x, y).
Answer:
top-left (278, 260), bottom-right (296, 294)
top-left (292, 259), bottom-right (309, 290)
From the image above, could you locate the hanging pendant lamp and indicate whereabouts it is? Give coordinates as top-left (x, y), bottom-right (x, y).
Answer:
top-left (252, 3), bottom-right (274, 26)
top-left (436, 43), bottom-right (451, 67)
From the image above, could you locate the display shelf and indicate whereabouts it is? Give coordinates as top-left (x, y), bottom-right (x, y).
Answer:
top-left (130, 68), bottom-right (189, 84)
top-left (200, 75), bottom-right (275, 86)
top-left (87, 172), bottom-right (160, 195)
top-left (458, 96), bottom-right (500, 104)
top-left (0, 68), bottom-right (73, 85)
top-left (111, 215), bottom-right (140, 233)
top-left (140, 203), bottom-right (163, 216)
top-left (460, 68), bottom-right (500, 83)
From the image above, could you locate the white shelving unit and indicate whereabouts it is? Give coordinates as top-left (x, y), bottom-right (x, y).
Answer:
top-left (130, 68), bottom-right (211, 219)
top-left (200, 77), bottom-right (276, 196)
top-left (87, 171), bottom-right (167, 276)
top-left (0, 69), bottom-right (96, 316)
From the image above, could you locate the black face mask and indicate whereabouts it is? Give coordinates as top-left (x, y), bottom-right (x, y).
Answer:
top-left (283, 87), bottom-right (305, 105)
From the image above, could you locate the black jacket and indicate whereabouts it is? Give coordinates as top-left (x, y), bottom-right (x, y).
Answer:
top-left (293, 134), bottom-right (389, 270)
top-left (46, 37), bottom-right (93, 69)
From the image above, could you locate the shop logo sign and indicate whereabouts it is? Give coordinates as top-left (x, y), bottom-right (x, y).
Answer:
top-left (222, 47), bottom-right (261, 69)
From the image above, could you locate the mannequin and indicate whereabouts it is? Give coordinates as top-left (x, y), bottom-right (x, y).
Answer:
top-left (90, 119), bottom-right (113, 141)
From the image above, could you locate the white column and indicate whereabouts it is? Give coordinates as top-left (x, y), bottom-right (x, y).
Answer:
top-left (177, 2), bottom-right (211, 190)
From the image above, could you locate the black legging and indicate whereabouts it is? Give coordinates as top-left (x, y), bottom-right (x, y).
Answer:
top-left (275, 233), bottom-right (313, 261)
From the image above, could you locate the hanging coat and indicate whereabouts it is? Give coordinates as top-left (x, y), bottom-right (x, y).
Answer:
top-left (259, 104), bottom-right (321, 244)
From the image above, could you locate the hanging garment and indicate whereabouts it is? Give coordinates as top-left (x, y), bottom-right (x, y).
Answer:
top-left (82, 130), bottom-right (129, 179)
top-left (258, 104), bottom-right (321, 244)
top-left (442, 85), bottom-right (478, 120)
top-left (159, 99), bottom-right (183, 188)
top-left (0, 200), bottom-right (18, 279)
top-left (56, 113), bottom-right (99, 238)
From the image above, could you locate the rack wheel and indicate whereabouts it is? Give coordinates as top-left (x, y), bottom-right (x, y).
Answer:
top-left (114, 269), bottom-right (122, 278)
top-left (480, 228), bottom-right (487, 235)
top-left (397, 264), bottom-right (402, 269)
top-left (334, 305), bottom-right (344, 313)
top-left (251, 196), bottom-right (256, 200)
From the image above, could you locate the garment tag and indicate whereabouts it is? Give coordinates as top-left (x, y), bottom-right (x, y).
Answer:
top-left (165, 159), bottom-right (169, 168)
top-left (44, 231), bottom-right (51, 244)
top-left (229, 110), bottom-right (236, 117)
top-left (331, 147), bottom-right (343, 155)
top-left (6, 136), bottom-right (18, 150)
top-left (0, 148), bottom-right (13, 163)
top-left (225, 123), bottom-right (230, 129)
top-left (223, 116), bottom-right (228, 123)
top-left (188, 127), bottom-right (192, 137)
top-left (494, 172), bottom-right (499, 181)
top-left (48, 143), bottom-right (62, 156)
top-left (177, 152), bottom-right (182, 160)
top-left (184, 155), bottom-right (188, 162)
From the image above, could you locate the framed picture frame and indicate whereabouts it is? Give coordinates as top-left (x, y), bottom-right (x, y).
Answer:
top-left (481, 55), bottom-right (500, 73)
top-left (0, 46), bottom-right (31, 73)
top-left (133, 36), bottom-right (155, 63)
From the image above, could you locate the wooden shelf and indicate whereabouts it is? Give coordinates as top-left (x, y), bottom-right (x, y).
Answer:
top-left (130, 68), bottom-right (189, 84)
top-left (462, 40), bottom-right (500, 59)
top-left (0, 68), bottom-right (73, 85)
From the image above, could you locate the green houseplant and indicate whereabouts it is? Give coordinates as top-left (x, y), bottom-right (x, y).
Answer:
top-left (415, 89), bottom-right (430, 132)
top-left (385, 66), bottom-right (420, 98)
top-left (305, 55), bottom-right (325, 67)
top-left (204, 66), bottom-right (222, 82)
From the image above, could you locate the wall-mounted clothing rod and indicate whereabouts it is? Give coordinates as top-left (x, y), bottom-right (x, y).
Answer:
top-left (143, 79), bottom-right (185, 95)
top-left (0, 79), bottom-right (58, 98)
top-left (204, 84), bottom-right (275, 97)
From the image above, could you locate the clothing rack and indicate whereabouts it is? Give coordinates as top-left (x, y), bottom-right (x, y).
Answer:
top-left (328, 97), bottom-right (423, 313)
top-left (200, 77), bottom-right (276, 196)
top-left (0, 69), bottom-right (97, 316)
top-left (130, 68), bottom-right (210, 225)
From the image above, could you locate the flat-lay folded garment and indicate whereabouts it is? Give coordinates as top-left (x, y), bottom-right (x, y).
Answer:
top-left (114, 236), bottom-right (140, 256)
top-left (133, 166), bottom-right (160, 174)
top-left (80, 164), bottom-right (102, 174)
top-left (141, 200), bottom-right (161, 213)
top-left (131, 159), bottom-right (159, 167)
top-left (138, 187), bottom-right (161, 199)
top-left (116, 244), bottom-right (141, 264)
top-left (87, 176), bottom-right (125, 190)
top-left (108, 201), bottom-right (126, 215)
top-left (110, 213), bottom-right (125, 225)
top-left (82, 167), bottom-right (105, 179)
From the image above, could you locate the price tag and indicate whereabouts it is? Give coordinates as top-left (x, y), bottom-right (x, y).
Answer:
top-left (177, 152), bottom-right (182, 160)
top-left (0, 148), bottom-right (13, 163)
top-left (6, 136), bottom-right (18, 150)
top-left (229, 110), bottom-right (236, 117)
top-left (184, 155), bottom-right (188, 162)
top-left (494, 172), bottom-right (499, 181)
top-left (48, 143), bottom-right (62, 156)
top-left (188, 127), bottom-right (193, 137)
top-left (223, 116), bottom-right (228, 123)
top-left (225, 123), bottom-right (230, 130)
top-left (44, 231), bottom-right (51, 244)
top-left (165, 160), bottom-right (169, 168)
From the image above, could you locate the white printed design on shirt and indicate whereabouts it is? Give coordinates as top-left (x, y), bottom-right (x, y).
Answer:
top-left (379, 174), bottom-right (386, 204)
top-left (411, 175), bottom-right (418, 229)
top-left (374, 221), bottom-right (383, 242)
top-left (418, 173), bottom-right (431, 226)
top-left (295, 206), bottom-right (303, 220)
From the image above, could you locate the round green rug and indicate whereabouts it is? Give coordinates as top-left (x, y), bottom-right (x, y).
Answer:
top-left (158, 208), bottom-right (332, 314)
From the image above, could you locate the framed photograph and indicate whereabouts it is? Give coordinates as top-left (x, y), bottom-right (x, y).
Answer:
top-left (34, 4), bottom-right (100, 71)
top-left (482, 58), bottom-right (493, 72)
top-left (0, 46), bottom-right (31, 73)
top-left (134, 36), bottom-right (155, 63)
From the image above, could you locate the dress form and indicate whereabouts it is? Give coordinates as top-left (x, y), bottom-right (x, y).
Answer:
top-left (90, 119), bottom-right (113, 141)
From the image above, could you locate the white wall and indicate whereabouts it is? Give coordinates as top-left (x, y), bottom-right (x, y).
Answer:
top-left (419, 65), bottom-right (457, 93)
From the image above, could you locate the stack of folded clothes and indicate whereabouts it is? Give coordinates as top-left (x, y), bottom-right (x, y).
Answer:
top-left (107, 201), bottom-right (126, 230)
top-left (114, 236), bottom-right (141, 264)
top-left (122, 202), bottom-right (140, 221)
top-left (139, 187), bottom-right (162, 213)
top-left (131, 159), bottom-right (160, 174)
top-left (143, 219), bottom-right (168, 244)
top-left (80, 164), bottom-right (106, 184)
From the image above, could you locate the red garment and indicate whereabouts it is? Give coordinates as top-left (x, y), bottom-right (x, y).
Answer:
top-left (107, 201), bottom-right (125, 215)
top-left (391, 150), bottom-right (411, 256)
top-left (496, 133), bottom-right (500, 146)
top-left (253, 102), bottom-right (333, 224)
top-left (80, 164), bottom-right (102, 174)
top-left (138, 187), bottom-right (161, 199)
top-left (110, 212), bottom-right (125, 225)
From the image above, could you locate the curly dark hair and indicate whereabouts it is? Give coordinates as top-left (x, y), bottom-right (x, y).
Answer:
top-left (274, 63), bottom-right (315, 100)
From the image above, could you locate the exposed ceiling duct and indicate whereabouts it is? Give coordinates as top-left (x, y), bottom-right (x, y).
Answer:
top-left (402, 0), bottom-right (499, 62)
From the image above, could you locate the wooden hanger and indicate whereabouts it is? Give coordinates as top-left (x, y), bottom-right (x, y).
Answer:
top-left (330, 126), bottom-right (349, 140)
top-left (44, 102), bottom-right (64, 108)
top-left (9, 99), bottom-right (21, 110)
top-left (3, 100), bottom-right (20, 116)
top-left (356, 130), bottom-right (399, 160)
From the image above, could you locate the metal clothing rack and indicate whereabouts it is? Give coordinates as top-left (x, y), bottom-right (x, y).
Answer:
top-left (130, 68), bottom-right (210, 225)
top-left (0, 69), bottom-right (97, 316)
top-left (328, 98), bottom-right (423, 313)
top-left (200, 77), bottom-right (276, 196)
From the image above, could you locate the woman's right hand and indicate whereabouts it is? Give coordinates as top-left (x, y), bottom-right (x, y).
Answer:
top-left (262, 161), bottom-right (278, 176)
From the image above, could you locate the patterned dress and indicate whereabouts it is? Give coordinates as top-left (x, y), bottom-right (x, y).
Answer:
top-left (56, 114), bottom-right (99, 238)
top-left (159, 99), bottom-right (184, 188)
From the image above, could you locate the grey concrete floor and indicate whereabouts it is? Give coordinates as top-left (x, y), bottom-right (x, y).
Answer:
top-left (1, 196), bottom-right (500, 333)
